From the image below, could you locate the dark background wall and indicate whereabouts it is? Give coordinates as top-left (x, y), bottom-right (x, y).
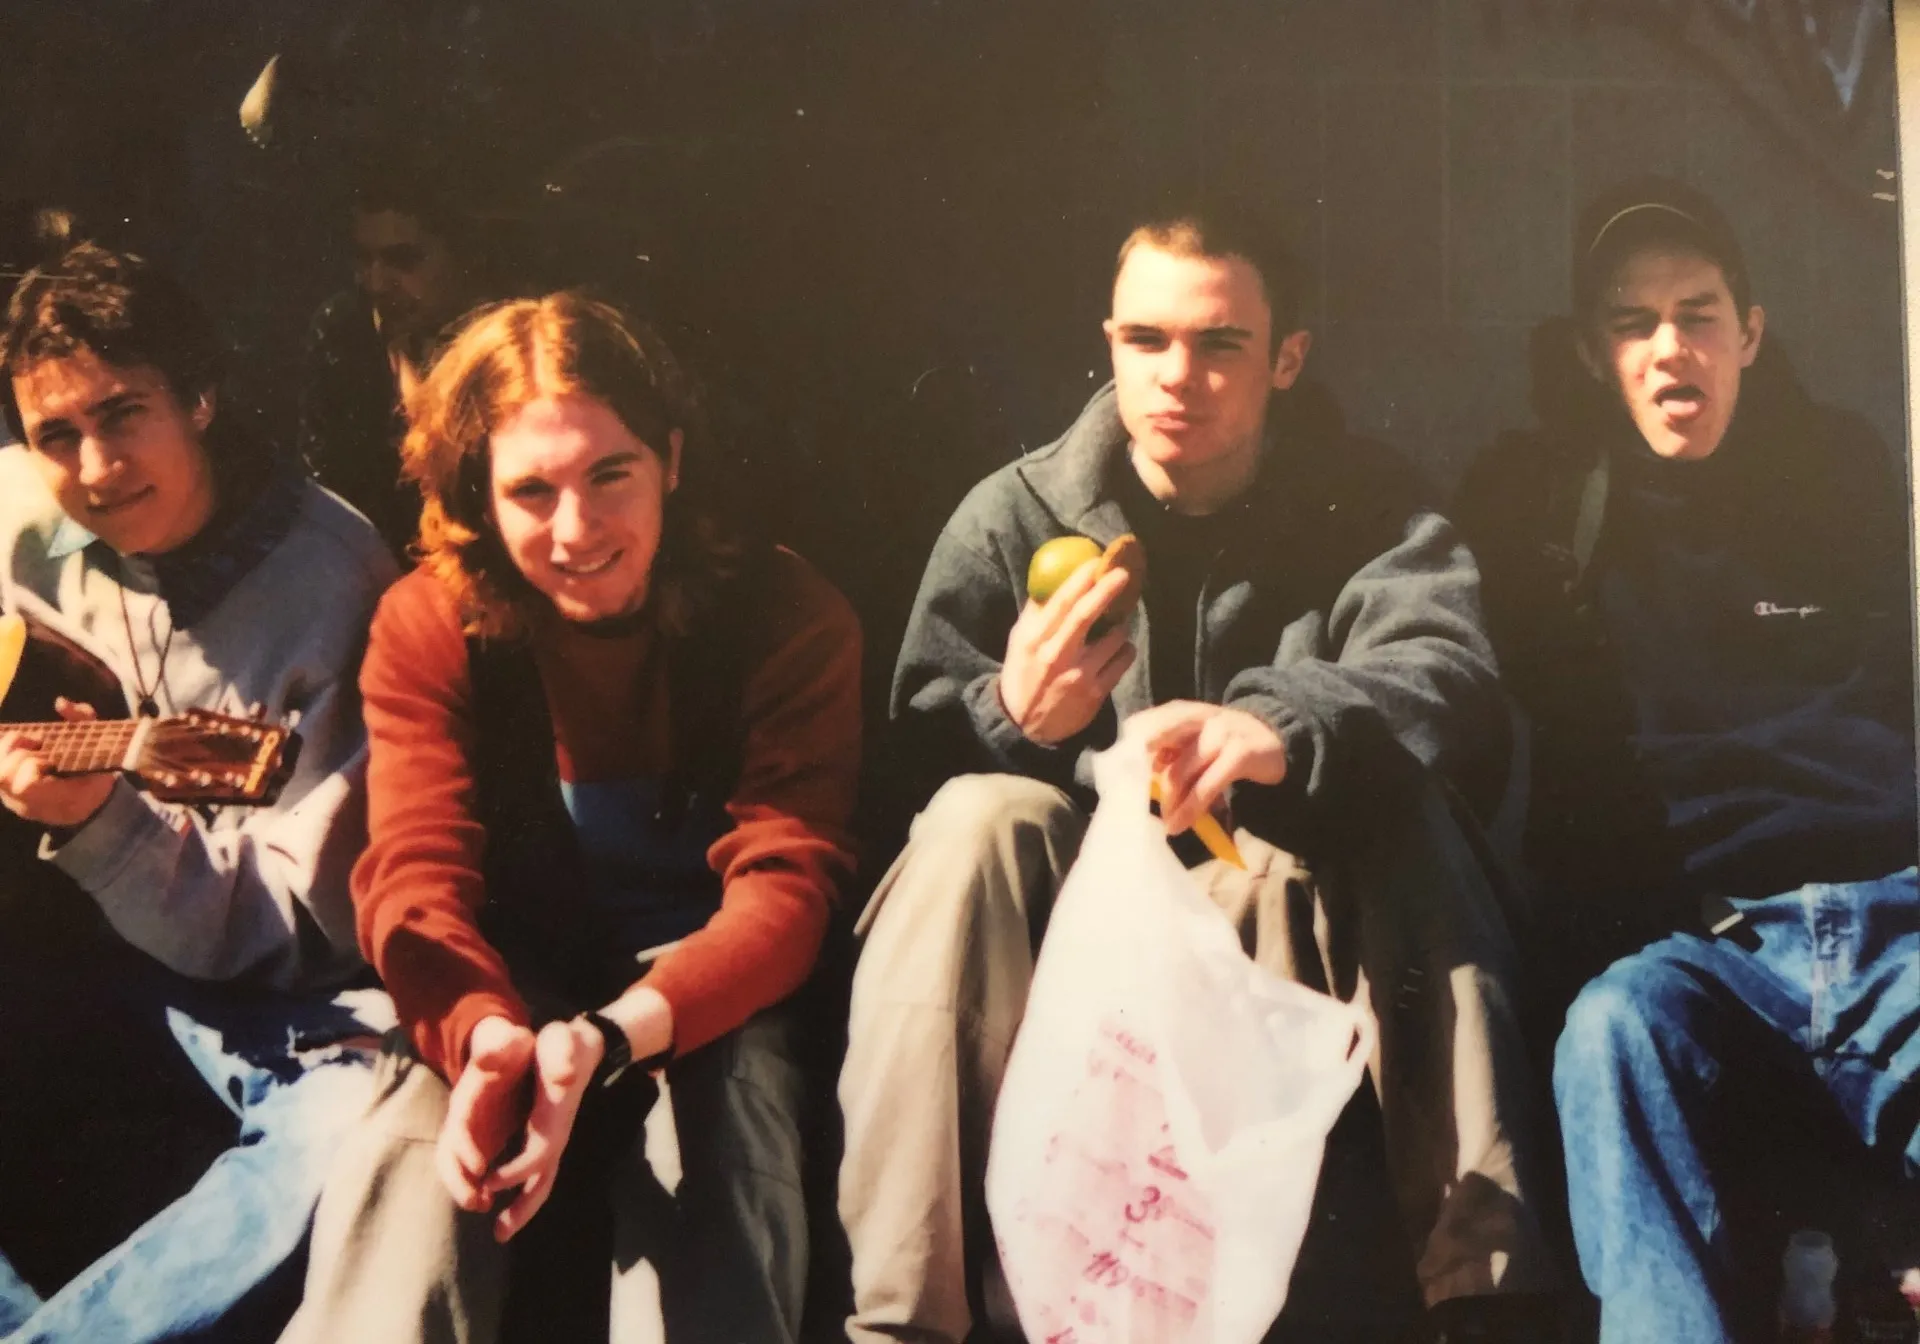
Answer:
top-left (1, 0), bottom-right (1904, 646)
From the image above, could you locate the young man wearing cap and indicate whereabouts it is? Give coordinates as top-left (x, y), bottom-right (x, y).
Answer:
top-left (0, 241), bottom-right (397, 1341)
top-left (1457, 179), bottom-right (1919, 1342)
top-left (840, 203), bottom-right (1565, 1344)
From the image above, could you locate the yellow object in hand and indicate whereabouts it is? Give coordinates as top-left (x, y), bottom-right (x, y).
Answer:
top-left (1149, 775), bottom-right (1246, 870)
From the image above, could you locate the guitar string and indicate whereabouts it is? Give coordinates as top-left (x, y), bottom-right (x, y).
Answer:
top-left (43, 718), bottom-right (134, 773)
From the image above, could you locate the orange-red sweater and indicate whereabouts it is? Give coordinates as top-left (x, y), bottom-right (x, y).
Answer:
top-left (352, 549), bottom-right (862, 1081)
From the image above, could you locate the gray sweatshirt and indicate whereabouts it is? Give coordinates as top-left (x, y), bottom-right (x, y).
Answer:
top-left (0, 447), bottom-right (398, 991)
top-left (890, 382), bottom-right (1507, 853)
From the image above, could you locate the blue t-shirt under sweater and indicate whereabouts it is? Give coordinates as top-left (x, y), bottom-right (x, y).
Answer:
top-left (559, 777), bottom-right (731, 959)
top-left (1596, 448), bottom-right (1916, 902)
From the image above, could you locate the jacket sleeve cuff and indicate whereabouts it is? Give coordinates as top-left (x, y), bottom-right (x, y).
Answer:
top-left (41, 779), bottom-right (170, 895)
top-left (1222, 690), bottom-right (1318, 838)
top-left (969, 673), bottom-right (1079, 777)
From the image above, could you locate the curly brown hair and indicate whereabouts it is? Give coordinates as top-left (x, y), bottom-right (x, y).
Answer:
top-left (2, 241), bottom-right (228, 450)
top-left (404, 292), bottom-right (743, 639)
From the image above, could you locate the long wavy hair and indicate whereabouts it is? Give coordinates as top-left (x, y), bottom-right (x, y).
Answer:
top-left (403, 292), bottom-right (744, 640)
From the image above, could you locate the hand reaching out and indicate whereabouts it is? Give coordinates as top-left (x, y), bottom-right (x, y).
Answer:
top-left (1128, 701), bottom-right (1287, 837)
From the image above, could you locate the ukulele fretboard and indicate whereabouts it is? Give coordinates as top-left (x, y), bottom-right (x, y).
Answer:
top-left (8, 720), bottom-right (142, 774)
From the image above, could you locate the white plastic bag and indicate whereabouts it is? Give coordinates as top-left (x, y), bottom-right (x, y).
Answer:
top-left (985, 729), bottom-right (1375, 1344)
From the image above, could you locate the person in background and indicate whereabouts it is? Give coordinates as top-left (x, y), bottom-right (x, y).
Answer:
top-left (298, 160), bottom-right (486, 554)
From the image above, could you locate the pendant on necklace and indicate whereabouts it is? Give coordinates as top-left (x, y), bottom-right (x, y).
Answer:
top-left (138, 697), bottom-right (159, 718)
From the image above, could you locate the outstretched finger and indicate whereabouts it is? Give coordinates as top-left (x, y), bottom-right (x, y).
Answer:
top-left (1033, 557), bottom-right (1104, 640)
top-left (1127, 701), bottom-right (1209, 757)
top-left (1039, 568), bottom-right (1130, 667)
top-left (1066, 566), bottom-right (1132, 636)
top-left (1174, 750), bottom-right (1244, 836)
top-left (1156, 747), bottom-right (1211, 835)
top-left (53, 697), bottom-right (98, 723)
top-left (1080, 620), bottom-right (1130, 669)
top-left (1088, 639), bottom-right (1136, 700)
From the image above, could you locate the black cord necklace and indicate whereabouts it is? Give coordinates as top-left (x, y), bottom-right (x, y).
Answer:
top-left (117, 581), bottom-right (175, 718)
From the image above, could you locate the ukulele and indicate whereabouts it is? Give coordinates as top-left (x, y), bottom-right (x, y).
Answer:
top-left (0, 611), bottom-right (301, 807)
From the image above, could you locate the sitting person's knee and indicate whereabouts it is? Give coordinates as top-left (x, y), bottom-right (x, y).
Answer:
top-left (1556, 947), bottom-right (1706, 1076)
top-left (914, 774), bottom-right (1082, 853)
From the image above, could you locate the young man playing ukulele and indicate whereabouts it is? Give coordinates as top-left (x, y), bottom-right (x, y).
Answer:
top-left (0, 241), bottom-right (397, 1343)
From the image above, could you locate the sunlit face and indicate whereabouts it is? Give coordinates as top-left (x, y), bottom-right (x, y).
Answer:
top-left (489, 394), bottom-right (682, 625)
top-left (1102, 244), bottom-right (1309, 502)
top-left (352, 207), bottom-right (464, 341)
top-left (1584, 246), bottom-right (1764, 462)
top-left (12, 350), bottom-right (218, 556)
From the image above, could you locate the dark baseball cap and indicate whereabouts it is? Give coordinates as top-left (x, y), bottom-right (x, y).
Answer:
top-left (1574, 176), bottom-right (1750, 317)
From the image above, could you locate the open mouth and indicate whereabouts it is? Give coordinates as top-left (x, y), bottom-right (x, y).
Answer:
top-left (553, 550), bottom-right (621, 579)
top-left (1653, 384), bottom-right (1705, 420)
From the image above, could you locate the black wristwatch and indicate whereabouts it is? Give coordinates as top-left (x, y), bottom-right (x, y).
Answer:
top-left (578, 1011), bottom-right (673, 1088)
top-left (579, 1010), bottom-right (634, 1088)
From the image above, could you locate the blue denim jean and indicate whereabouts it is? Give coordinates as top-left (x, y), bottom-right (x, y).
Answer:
top-left (1553, 867), bottom-right (1920, 1344)
top-left (0, 979), bottom-right (384, 1344)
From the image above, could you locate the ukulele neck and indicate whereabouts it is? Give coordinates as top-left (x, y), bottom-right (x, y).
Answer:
top-left (9, 719), bottom-right (144, 775)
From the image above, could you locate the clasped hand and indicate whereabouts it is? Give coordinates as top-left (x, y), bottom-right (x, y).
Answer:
top-left (435, 1014), bottom-right (602, 1243)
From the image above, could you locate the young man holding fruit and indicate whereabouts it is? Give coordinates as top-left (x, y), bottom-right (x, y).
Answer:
top-left (838, 204), bottom-right (1564, 1343)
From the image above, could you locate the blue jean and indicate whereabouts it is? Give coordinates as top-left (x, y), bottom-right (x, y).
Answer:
top-left (1554, 868), bottom-right (1920, 1344)
top-left (0, 980), bottom-right (383, 1344)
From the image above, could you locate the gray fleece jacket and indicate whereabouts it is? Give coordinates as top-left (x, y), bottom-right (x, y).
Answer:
top-left (891, 381), bottom-right (1507, 853)
top-left (0, 447), bottom-right (398, 992)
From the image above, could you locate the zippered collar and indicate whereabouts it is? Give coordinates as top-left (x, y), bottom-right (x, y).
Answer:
top-left (1013, 379), bottom-right (1342, 543)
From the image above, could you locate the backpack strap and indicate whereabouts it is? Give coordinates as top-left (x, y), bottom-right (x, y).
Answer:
top-left (1541, 447), bottom-right (1611, 596)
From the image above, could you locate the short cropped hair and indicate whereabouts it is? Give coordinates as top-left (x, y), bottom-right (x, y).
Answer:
top-left (1116, 203), bottom-right (1309, 346)
top-left (404, 291), bottom-right (743, 639)
top-left (2, 242), bottom-right (228, 448)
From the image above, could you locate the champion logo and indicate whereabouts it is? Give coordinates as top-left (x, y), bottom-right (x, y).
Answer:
top-left (1754, 601), bottom-right (1824, 619)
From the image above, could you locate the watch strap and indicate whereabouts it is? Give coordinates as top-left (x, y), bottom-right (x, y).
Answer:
top-left (632, 1041), bottom-right (674, 1075)
top-left (579, 1010), bottom-right (633, 1088)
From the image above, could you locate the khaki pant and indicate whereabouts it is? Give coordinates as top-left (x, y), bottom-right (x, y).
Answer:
top-left (837, 773), bottom-right (1558, 1344)
top-left (281, 1005), bottom-right (809, 1344)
